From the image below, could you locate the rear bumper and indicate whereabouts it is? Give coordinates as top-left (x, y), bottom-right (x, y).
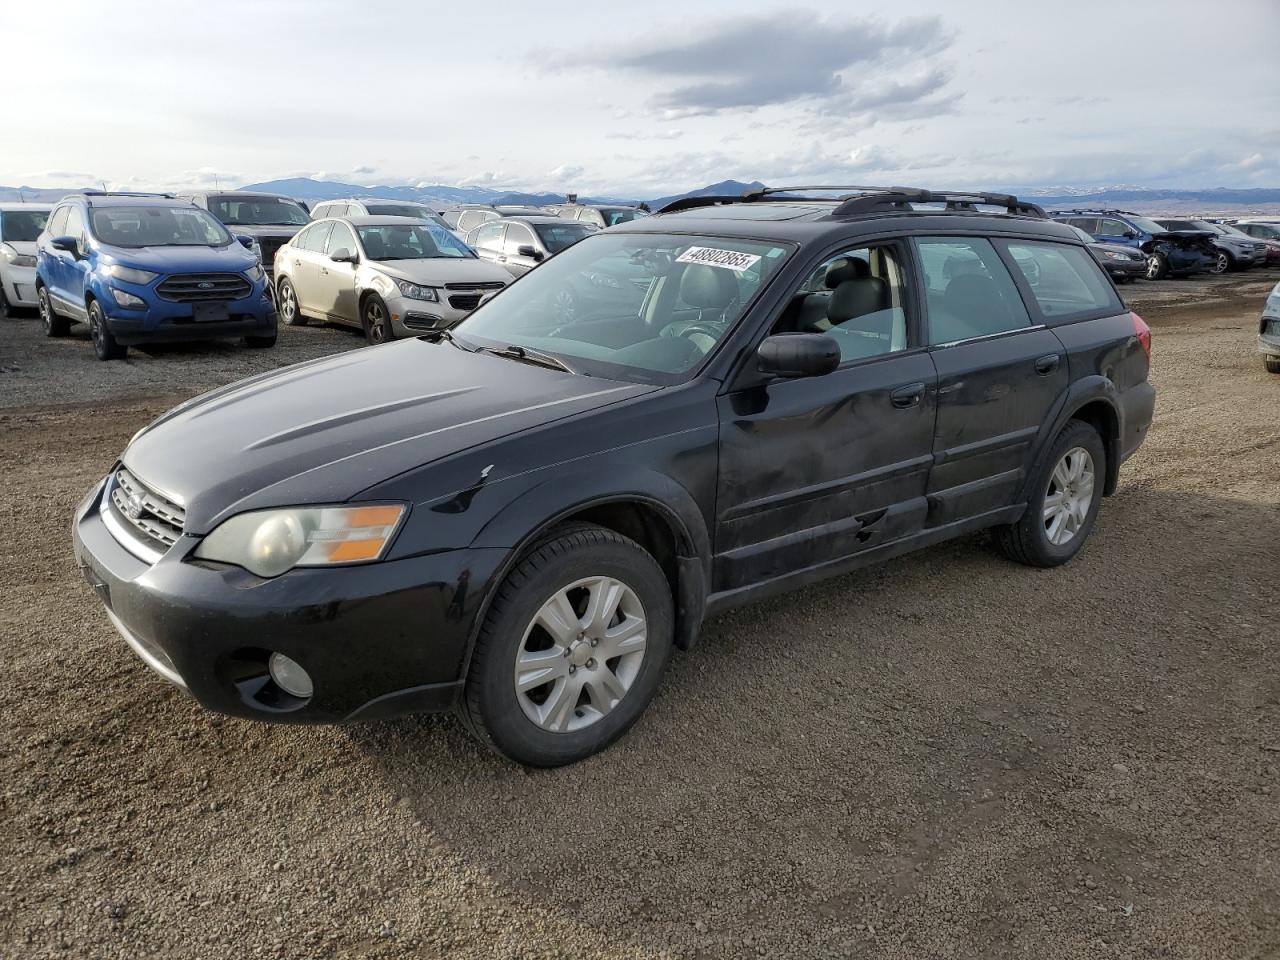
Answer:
top-left (1120, 381), bottom-right (1156, 464)
top-left (1259, 318), bottom-right (1280, 358)
top-left (72, 476), bottom-right (507, 724)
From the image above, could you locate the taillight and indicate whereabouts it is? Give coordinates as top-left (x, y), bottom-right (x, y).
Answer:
top-left (1131, 311), bottom-right (1152, 359)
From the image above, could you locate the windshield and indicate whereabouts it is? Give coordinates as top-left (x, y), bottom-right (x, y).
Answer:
top-left (91, 205), bottom-right (232, 248)
top-left (1068, 225), bottom-right (1096, 244)
top-left (533, 222), bottom-right (594, 254)
top-left (601, 208), bottom-right (646, 226)
top-left (453, 232), bottom-right (790, 384)
top-left (356, 222), bottom-right (475, 260)
top-left (209, 196), bottom-right (309, 226)
top-left (1214, 222), bottom-right (1251, 238)
top-left (1126, 214), bottom-right (1170, 235)
top-left (0, 209), bottom-right (50, 242)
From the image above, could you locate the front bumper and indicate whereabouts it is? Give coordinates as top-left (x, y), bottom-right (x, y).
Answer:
top-left (1260, 316), bottom-right (1280, 358)
top-left (103, 292), bottom-right (276, 344)
top-left (72, 477), bottom-right (507, 724)
top-left (386, 290), bottom-right (501, 337)
top-left (1, 264), bottom-right (38, 307)
top-left (1103, 258), bottom-right (1146, 280)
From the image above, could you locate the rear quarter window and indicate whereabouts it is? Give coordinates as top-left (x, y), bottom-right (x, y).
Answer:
top-left (1003, 240), bottom-right (1121, 320)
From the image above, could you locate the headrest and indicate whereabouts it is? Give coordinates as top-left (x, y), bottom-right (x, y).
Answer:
top-left (679, 265), bottom-right (739, 308)
top-left (824, 256), bottom-right (871, 288)
top-left (828, 277), bottom-right (888, 323)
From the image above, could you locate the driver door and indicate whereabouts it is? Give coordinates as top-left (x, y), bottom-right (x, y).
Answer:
top-left (314, 221), bottom-right (360, 323)
top-left (713, 241), bottom-right (938, 593)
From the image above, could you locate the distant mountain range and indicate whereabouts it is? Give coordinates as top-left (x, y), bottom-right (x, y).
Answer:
top-left (3, 177), bottom-right (1280, 215)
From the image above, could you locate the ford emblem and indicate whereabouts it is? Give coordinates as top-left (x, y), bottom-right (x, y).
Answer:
top-left (197, 281), bottom-right (215, 290)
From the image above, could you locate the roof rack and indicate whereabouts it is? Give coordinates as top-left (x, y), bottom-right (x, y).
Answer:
top-left (1045, 208), bottom-right (1140, 216)
top-left (657, 185), bottom-right (1046, 219)
top-left (78, 189), bottom-right (178, 199)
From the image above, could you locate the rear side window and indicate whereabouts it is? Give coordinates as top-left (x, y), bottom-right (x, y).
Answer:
top-left (1004, 241), bottom-right (1121, 320)
top-left (915, 237), bottom-right (1032, 346)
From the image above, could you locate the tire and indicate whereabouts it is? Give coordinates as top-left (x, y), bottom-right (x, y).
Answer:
top-left (994, 420), bottom-right (1106, 568)
top-left (38, 285), bottom-right (70, 337)
top-left (243, 333), bottom-right (277, 348)
top-left (1265, 357), bottom-right (1280, 375)
top-left (1145, 253), bottom-right (1169, 281)
top-left (0, 286), bottom-right (10, 318)
top-left (360, 293), bottom-right (395, 345)
top-left (1209, 251), bottom-right (1231, 275)
top-left (277, 277), bottom-right (306, 326)
top-left (460, 523), bottom-right (674, 767)
top-left (87, 299), bottom-right (126, 360)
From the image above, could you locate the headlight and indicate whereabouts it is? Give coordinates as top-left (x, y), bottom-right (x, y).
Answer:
top-left (245, 263), bottom-right (265, 283)
top-left (250, 238), bottom-right (263, 261)
top-left (1102, 251), bottom-right (1124, 260)
top-left (394, 279), bottom-right (439, 301)
top-left (111, 288), bottom-right (146, 309)
top-left (1, 244), bottom-right (36, 268)
top-left (193, 504), bottom-right (406, 578)
top-left (105, 265), bottom-right (159, 285)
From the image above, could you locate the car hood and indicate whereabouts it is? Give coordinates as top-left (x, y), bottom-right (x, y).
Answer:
top-left (370, 258), bottom-right (511, 286)
top-left (6, 240), bottom-right (37, 256)
top-left (123, 341), bottom-right (653, 532)
top-left (100, 243), bottom-right (259, 273)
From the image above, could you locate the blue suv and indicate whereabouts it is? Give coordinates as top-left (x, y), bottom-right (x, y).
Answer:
top-left (1048, 209), bottom-right (1217, 280)
top-left (36, 191), bottom-right (276, 360)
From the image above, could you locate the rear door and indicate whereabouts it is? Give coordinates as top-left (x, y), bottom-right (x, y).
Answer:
top-left (916, 236), bottom-right (1068, 524)
top-left (714, 240), bottom-right (938, 592)
top-left (39, 204), bottom-right (71, 302)
top-left (289, 221), bottom-right (333, 314)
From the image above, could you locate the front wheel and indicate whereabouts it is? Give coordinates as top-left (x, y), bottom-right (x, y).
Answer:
top-left (460, 523), bottom-right (674, 767)
top-left (994, 420), bottom-right (1106, 568)
top-left (243, 333), bottom-right (277, 348)
top-left (1145, 253), bottom-right (1169, 280)
top-left (1209, 251), bottom-right (1231, 275)
top-left (361, 293), bottom-right (395, 345)
top-left (87, 300), bottom-right (127, 360)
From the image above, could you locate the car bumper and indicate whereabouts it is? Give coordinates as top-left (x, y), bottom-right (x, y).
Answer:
top-left (386, 291), bottom-right (500, 337)
top-left (1260, 317), bottom-right (1280, 358)
top-left (1, 264), bottom-right (39, 307)
top-left (71, 476), bottom-right (507, 724)
top-left (1104, 259), bottom-right (1146, 279)
top-left (103, 292), bottom-right (276, 344)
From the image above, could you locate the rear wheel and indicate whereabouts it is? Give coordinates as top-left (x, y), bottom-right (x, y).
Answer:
top-left (1145, 253), bottom-right (1169, 280)
top-left (38, 286), bottom-right (70, 336)
top-left (995, 420), bottom-right (1106, 568)
top-left (361, 293), bottom-right (395, 345)
top-left (87, 299), bottom-right (126, 360)
top-left (277, 277), bottom-right (305, 326)
top-left (460, 523), bottom-right (674, 767)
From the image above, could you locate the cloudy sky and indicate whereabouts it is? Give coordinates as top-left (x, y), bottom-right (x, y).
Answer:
top-left (5, 0), bottom-right (1277, 197)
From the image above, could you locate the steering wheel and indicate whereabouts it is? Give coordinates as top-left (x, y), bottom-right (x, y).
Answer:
top-left (673, 322), bottom-right (725, 343)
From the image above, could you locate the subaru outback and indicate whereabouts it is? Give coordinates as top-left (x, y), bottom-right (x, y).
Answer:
top-left (72, 186), bottom-right (1154, 766)
top-left (36, 192), bottom-right (276, 360)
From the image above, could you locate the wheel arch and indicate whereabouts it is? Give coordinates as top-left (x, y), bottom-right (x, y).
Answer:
top-left (1022, 377), bottom-right (1124, 500)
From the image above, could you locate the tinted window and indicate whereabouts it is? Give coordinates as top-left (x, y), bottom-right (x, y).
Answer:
top-left (209, 196), bottom-right (309, 226)
top-left (533, 221), bottom-right (593, 254)
top-left (90, 205), bottom-right (231, 248)
top-left (1096, 219), bottom-right (1131, 237)
top-left (600, 208), bottom-right (644, 226)
top-left (0, 209), bottom-right (50, 242)
top-left (773, 245), bottom-right (910, 362)
top-left (1067, 217), bottom-right (1099, 233)
top-left (47, 206), bottom-right (70, 237)
top-left (916, 237), bottom-right (1032, 345)
top-left (297, 222), bottom-right (333, 253)
top-left (1005, 241), bottom-right (1121, 319)
top-left (326, 221), bottom-right (356, 256)
top-left (503, 222), bottom-right (536, 254)
top-left (1156, 220), bottom-right (1199, 232)
top-left (356, 222), bottom-right (473, 259)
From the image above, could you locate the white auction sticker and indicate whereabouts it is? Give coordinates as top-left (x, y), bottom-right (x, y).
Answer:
top-left (675, 246), bottom-right (762, 273)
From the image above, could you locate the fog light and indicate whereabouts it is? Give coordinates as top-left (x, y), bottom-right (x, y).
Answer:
top-left (268, 653), bottom-right (313, 699)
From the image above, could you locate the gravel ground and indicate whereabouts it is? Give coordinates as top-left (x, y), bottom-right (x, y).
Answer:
top-left (1, 271), bottom-right (1278, 959)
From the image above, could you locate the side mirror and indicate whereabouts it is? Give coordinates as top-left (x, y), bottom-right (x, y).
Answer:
top-left (51, 235), bottom-right (80, 257)
top-left (236, 234), bottom-right (255, 250)
top-left (1123, 230), bottom-right (1138, 239)
top-left (757, 333), bottom-right (840, 379)
top-left (329, 248), bottom-right (357, 263)
top-left (517, 244), bottom-right (544, 261)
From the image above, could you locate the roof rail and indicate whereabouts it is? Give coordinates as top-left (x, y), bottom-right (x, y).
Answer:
top-left (656, 185), bottom-right (1045, 219)
top-left (78, 189), bottom-right (179, 201)
top-left (1046, 208), bottom-right (1140, 217)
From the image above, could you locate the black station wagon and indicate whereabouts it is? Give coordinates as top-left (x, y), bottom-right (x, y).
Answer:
top-left (73, 186), bottom-right (1155, 766)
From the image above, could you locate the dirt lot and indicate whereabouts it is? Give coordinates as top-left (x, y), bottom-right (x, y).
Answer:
top-left (1, 271), bottom-right (1278, 959)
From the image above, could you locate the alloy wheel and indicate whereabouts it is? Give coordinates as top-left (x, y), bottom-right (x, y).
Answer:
top-left (38, 289), bottom-right (52, 333)
top-left (1211, 252), bottom-right (1229, 275)
top-left (89, 305), bottom-right (104, 351)
top-left (1043, 446), bottom-right (1095, 546)
top-left (1145, 256), bottom-right (1161, 280)
top-left (513, 576), bottom-right (648, 733)
top-left (365, 300), bottom-right (388, 343)
top-left (279, 282), bottom-right (297, 323)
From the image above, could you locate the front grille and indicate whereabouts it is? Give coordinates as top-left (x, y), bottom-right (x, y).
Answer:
top-left (257, 237), bottom-right (289, 274)
top-left (156, 273), bottom-right (252, 303)
top-left (108, 467), bottom-right (185, 552)
top-left (444, 281), bottom-right (505, 291)
top-left (448, 294), bottom-right (483, 311)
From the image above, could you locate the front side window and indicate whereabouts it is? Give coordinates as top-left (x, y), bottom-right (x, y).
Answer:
top-left (1097, 218), bottom-right (1131, 237)
top-left (533, 221), bottom-right (593, 254)
top-left (770, 245), bottom-right (910, 362)
top-left (1005, 241), bottom-right (1121, 319)
top-left (64, 206), bottom-right (86, 240)
top-left (356, 222), bottom-right (473, 260)
top-left (915, 237), bottom-right (1032, 345)
top-left (326, 222), bottom-right (357, 256)
top-left (503, 223), bottom-right (536, 255)
top-left (47, 205), bottom-right (70, 237)
top-left (208, 196), bottom-right (309, 226)
top-left (0, 209), bottom-right (50, 242)
top-left (297, 222), bottom-right (333, 253)
top-left (454, 232), bottom-right (790, 383)
top-left (90, 205), bottom-right (231, 248)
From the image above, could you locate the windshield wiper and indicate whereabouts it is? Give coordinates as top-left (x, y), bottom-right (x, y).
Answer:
top-left (483, 343), bottom-right (577, 374)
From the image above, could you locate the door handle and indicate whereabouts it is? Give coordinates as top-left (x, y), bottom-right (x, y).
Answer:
top-left (1034, 353), bottom-right (1061, 375)
top-left (890, 382), bottom-right (926, 409)
top-left (320, 267), bottom-right (329, 275)
top-left (497, 255), bottom-right (508, 262)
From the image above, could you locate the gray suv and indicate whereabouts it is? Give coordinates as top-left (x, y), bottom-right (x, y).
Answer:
top-left (179, 192), bottom-right (310, 284)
